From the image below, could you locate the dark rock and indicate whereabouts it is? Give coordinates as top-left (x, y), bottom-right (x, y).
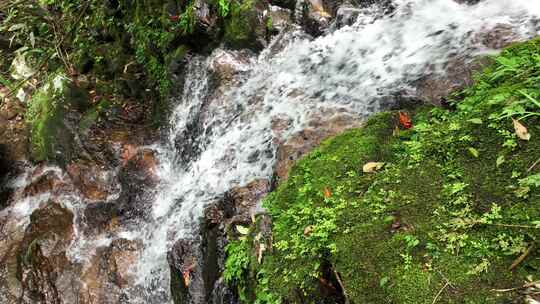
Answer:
top-left (270, 0), bottom-right (296, 10)
top-left (168, 179), bottom-right (271, 304)
top-left (116, 147), bottom-right (158, 223)
top-left (414, 56), bottom-right (492, 106)
top-left (67, 161), bottom-right (115, 201)
top-left (21, 167), bottom-right (73, 198)
top-left (82, 202), bottom-right (118, 235)
top-left (17, 202), bottom-right (76, 304)
top-left (267, 6), bottom-right (293, 34)
top-left (295, 0), bottom-right (333, 37)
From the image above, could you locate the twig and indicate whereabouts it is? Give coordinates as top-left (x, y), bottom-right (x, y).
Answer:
top-left (333, 269), bottom-right (350, 304)
top-left (479, 222), bottom-right (540, 229)
top-left (492, 286), bottom-right (522, 293)
top-left (509, 244), bottom-right (534, 271)
top-left (528, 158), bottom-right (540, 173)
top-left (437, 270), bottom-right (456, 290)
top-left (432, 282), bottom-right (449, 304)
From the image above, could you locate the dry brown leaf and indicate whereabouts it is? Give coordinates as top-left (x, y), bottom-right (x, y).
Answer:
top-left (363, 162), bottom-right (385, 173)
top-left (304, 225), bottom-right (314, 236)
top-left (512, 118), bottom-right (531, 141)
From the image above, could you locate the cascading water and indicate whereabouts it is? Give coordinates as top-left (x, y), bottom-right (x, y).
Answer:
top-left (2, 0), bottom-right (540, 303)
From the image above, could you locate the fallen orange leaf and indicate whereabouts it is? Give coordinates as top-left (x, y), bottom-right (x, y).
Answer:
top-left (323, 187), bottom-right (331, 198)
top-left (398, 111), bottom-right (413, 129)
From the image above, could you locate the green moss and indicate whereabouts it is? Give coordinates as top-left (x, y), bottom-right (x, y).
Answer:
top-left (224, 0), bottom-right (260, 49)
top-left (225, 38), bottom-right (540, 303)
top-left (26, 74), bottom-right (89, 164)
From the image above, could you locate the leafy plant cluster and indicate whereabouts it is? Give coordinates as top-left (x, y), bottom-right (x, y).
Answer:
top-left (224, 38), bottom-right (540, 303)
top-left (0, 0), bottom-right (260, 109)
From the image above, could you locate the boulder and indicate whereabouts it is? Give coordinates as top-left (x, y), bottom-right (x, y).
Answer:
top-left (66, 161), bottom-right (116, 201)
top-left (168, 179), bottom-right (271, 304)
top-left (267, 6), bottom-right (293, 35)
top-left (334, 3), bottom-right (363, 29)
top-left (79, 239), bottom-right (142, 304)
top-left (115, 147), bottom-right (159, 223)
top-left (295, 0), bottom-right (333, 37)
top-left (223, 0), bottom-right (269, 50)
top-left (21, 166), bottom-right (73, 199)
top-left (16, 202), bottom-right (78, 304)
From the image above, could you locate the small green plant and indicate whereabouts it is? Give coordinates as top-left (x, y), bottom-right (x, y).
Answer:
top-left (217, 0), bottom-right (230, 17)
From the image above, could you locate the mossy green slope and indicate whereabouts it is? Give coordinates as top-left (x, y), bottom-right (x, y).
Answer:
top-left (224, 38), bottom-right (540, 303)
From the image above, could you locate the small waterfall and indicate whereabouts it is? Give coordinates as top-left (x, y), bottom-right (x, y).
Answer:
top-left (1, 0), bottom-right (540, 303)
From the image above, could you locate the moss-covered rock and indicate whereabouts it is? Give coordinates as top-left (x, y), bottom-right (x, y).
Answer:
top-left (224, 38), bottom-right (540, 303)
top-left (223, 0), bottom-right (268, 50)
top-left (26, 74), bottom-right (89, 164)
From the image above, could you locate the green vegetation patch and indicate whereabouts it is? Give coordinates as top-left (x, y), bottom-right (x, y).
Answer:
top-left (224, 38), bottom-right (540, 303)
top-left (26, 73), bottom-right (88, 163)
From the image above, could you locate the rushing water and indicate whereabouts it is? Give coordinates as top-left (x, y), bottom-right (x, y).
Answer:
top-left (2, 0), bottom-right (540, 303)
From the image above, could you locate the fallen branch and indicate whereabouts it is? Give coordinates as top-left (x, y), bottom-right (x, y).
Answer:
top-left (509, 244), bottom-right (534, 271)
top-left (528, 157), bottom-right (540, 173)
top-left (333, 269), bottom-right (350, 304)
top-left (432, 282), bottom-right (449, 304)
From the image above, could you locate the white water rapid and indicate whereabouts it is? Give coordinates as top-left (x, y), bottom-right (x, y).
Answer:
top-left (2, 0), bottom-right (540, 303)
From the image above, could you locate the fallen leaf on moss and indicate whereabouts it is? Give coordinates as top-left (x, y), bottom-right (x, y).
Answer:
top-left (304, 225), bottom-right (314, 236)
top-left (512, 118), bottom-right (531, 141)
top-left (398, 111), bottom-right (413, 129)
top-left (363, 162), bottom-right (385, 173)
top-left (323, 187), bottom-right (332, 198)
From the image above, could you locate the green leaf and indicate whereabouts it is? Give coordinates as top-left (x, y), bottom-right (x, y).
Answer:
top-left (496, 155), bottom-right (505, 167)
top-left (380, 277), bottom-right (390, 287)
top-left (468, 118), bottom-right (483, 124)
top-left (468, 147), bottom-right (479, 158)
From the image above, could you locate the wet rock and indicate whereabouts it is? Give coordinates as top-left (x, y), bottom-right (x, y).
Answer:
top-left (209, 49), bottom-right (254, 84)
top-left (453, 0), bottom-right (482, 4)
top-left (116, 147), bottom-right (158, 223)
top-left (22, 167), bottom-right (72, 198)
top-left (79, 238), bottom-right (142, 303)
top-left (270, 0), bottom-right (296, 10)
top-left (267, 6), bottom-right (293, 34)
top-left (67, 161), bottom-right (116, 201)
top-left (414, 56), bottom-right (492, 106)
top-left (82, 202), bottom-right (118, 235)
top-left (334, 3), bottom-right (362, 28)
top-left (17, 202), bottom-right (77, 304)
top-left (224, 179), bottom-right (271, 223)
top-left (295, 0), bottom-right (333, 37)
top-left (168, 238), bottom-right (208, 304)
top-left (274, 109), bottom-right (362, 183)
top-left (223, 0), bottom-right (269, 50)
top-left (474, 23), bottom-right (521, 50)
top-left (168, 179), bottom-right (271, 304)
